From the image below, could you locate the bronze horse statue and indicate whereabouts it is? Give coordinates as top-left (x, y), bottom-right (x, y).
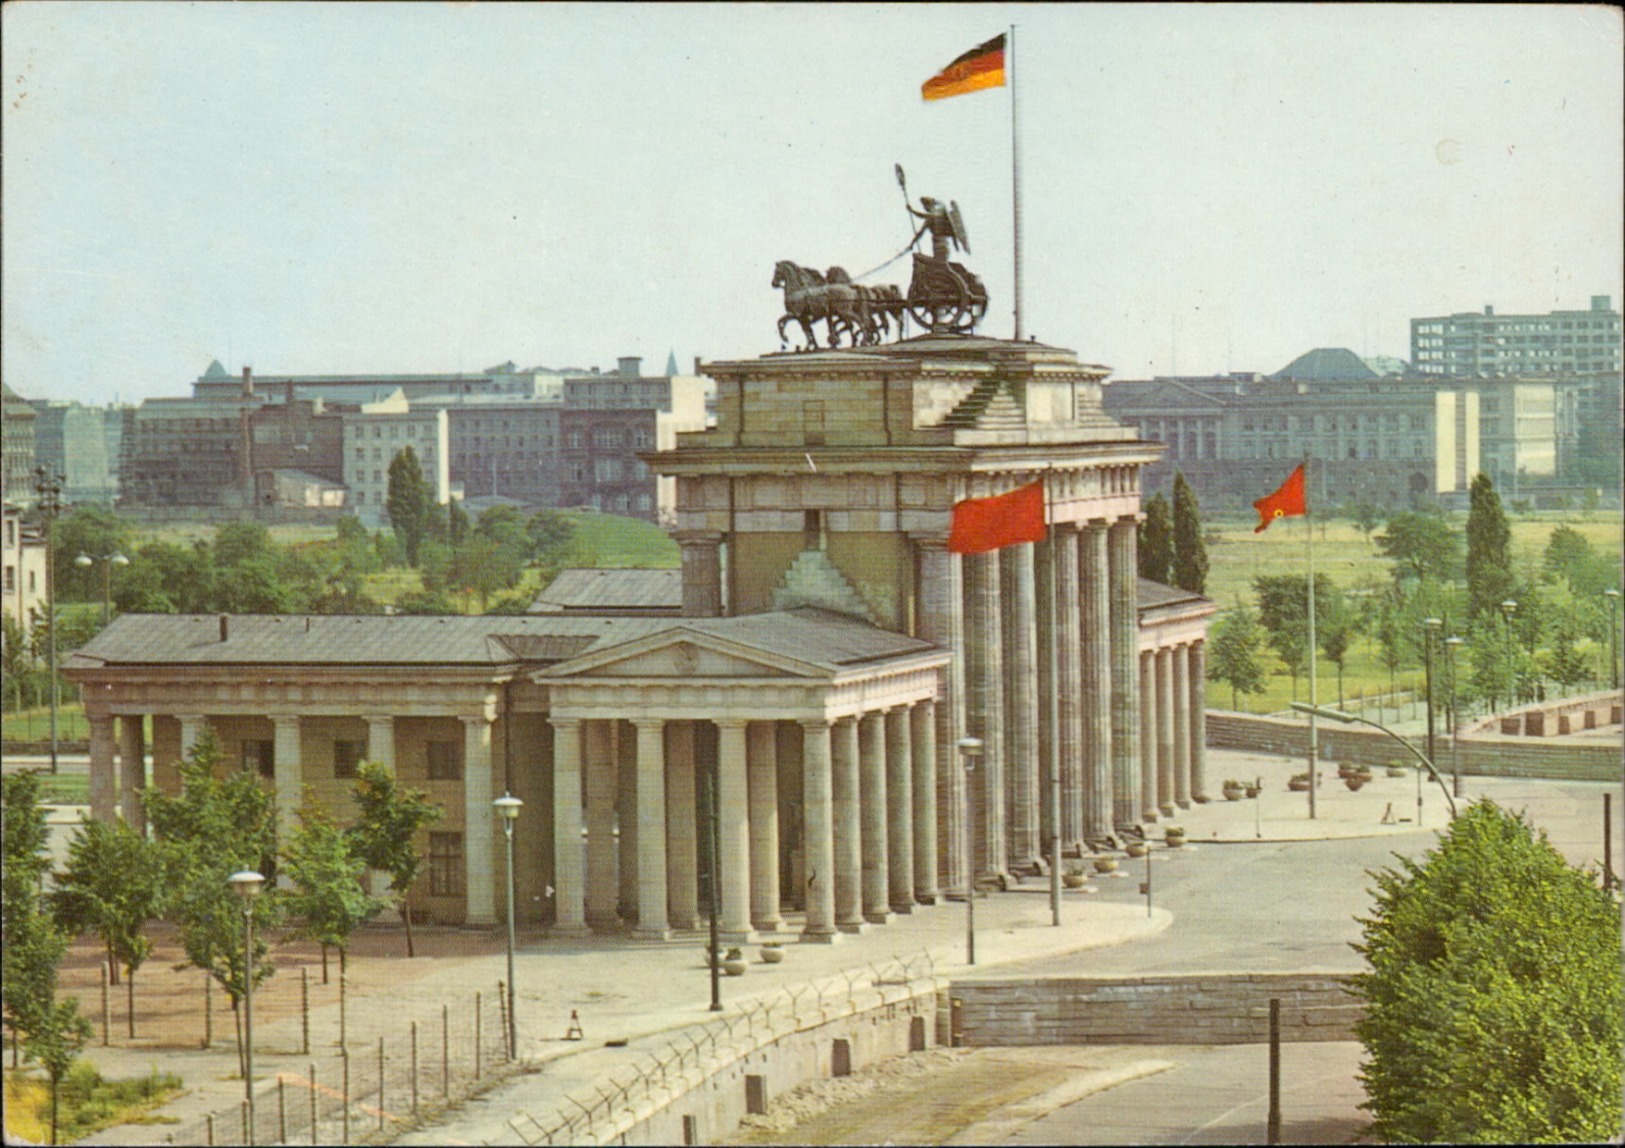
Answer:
top-left (772, 261), bottom-right (871, 349)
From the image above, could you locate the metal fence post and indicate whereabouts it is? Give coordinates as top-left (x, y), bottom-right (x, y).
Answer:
top-left (204, 974), bottom-right (213, 1049)
top-left (1267, 997), bottom-right (1282, 1145)
top-left (101, 964), bottom-right (111, 1046)
top-left (278, 1076), bottom-right (287, 1144)
top-left (442, 1004), bottom-right (450, 1098)
top-left (475, 991), bottom-right (483, 1081)
top-left (341, 1047), bottom-right (351, 1145)
top-left (301, 967), bottom-right (310, 1057)
top-left (411, 1020), bottom-right (419, 1117)
top-left (308, 1062), bottom-right (318, 1147)
top-left (378, 1037), bottom-right (385, 1133)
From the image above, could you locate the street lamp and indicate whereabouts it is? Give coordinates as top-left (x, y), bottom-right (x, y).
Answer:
top-left (492, 793), bottom-right (522, 1061)
top-left (1421, 618), bottom-right (1442, 772)
top-left (228, 870), bottom-right (265, 1146)
top-left (1499, 599), bottom-right (1518, 710)
top-left (1444, 637), bottom-right (1465, 799)
top-left (955, 737), bottom-right (983, 966)
top-left (1289, 703), bottom-right (1456, 820)
top-left (1605, 589), bottom-right (1620, 692)
top-left (74, 552), bottom-right (129, 626)
top-left (31, 468), bottom-right (65, 774)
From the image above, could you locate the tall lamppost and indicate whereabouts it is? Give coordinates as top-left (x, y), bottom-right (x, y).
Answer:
top-left (1444, 636), bottom-right (1464, 798)
top-left (74, 552), bottom-right (129, 626)
top-left (1499, 599), bottom-right (1518, 710)
top-left (1605, 588), bottom-right (1621, 692)
top-left (492, 793), bottom-right (522, 1060)
top-left (228, 870), bottom-right (265, 1146)
top-left (955, 737), bottom-right (983, 967)
top-left (1289, 703), bottom-right (1456, 820)
top-left (31, 468), bottom-right (65, 775)
top-left (1421, 617), bottom-right (1442, 771)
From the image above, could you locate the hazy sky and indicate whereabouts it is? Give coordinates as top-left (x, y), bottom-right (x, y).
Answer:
top-left (4, 2), bottom-right (1621, 406)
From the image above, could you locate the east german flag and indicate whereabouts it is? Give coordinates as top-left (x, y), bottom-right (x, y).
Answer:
top-left (922, 34), bottom-right (1007, 101)
top-left (948, 481), bottom-right (1046, 554)
top-left (1252, 464), bottom-right (1308, 533)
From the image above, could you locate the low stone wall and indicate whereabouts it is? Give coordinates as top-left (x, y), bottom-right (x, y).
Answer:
top-left (1206, 712), bottom-right (1621, 782)
top-left (952, 973), bottom-right (1362, 1047)
top-left (1460, 691), bottom-right (1624, 738)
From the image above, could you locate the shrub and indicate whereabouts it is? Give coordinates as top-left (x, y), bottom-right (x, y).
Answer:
top-left (1352, 801), bottom-right (1622, 1144)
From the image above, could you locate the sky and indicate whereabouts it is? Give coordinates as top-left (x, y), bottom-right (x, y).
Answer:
top-left (4, 2), bottom-right (1622, 407)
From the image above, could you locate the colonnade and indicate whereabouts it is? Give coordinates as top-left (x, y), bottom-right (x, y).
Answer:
top-left (1137, 639), bottom-right (1208, 819)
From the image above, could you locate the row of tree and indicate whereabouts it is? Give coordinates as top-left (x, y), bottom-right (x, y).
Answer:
top-left (1139, 471), bottom-right (1208, 594)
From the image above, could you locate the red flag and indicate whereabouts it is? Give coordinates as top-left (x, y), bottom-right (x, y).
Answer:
top-left (948, 481), bottom-right (1046, 554)
top-left (1253, 464), bottom-right (1307, 533)
top-left (922, 34), bottom-right (1007, 101)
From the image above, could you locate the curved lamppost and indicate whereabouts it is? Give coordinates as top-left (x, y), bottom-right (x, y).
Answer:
top-left (955, 737), bottom-right (983, 966)
top-left (1290, 702), bottom-right (1456, 820)
top-left (228, 870), bottom-right (265, 1145)
top-left (74, 552), bottom-right (129, 626)
top-left (1499, 599), bottom-right (1518, 710)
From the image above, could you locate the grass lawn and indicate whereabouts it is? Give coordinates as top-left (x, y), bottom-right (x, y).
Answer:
top-left (2, 704), bottom-right (89, 744)
top-left (4, 1064), bottom-right (183, 1144)
top-left (567, 509), bottom-right (679, 568)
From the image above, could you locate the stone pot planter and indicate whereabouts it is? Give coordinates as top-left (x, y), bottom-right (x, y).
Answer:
top-left (1385, 766), bottom-right (1408, 778)
top-left (1222, 785), bottom-right (1245, 801)
top-left (722, 958), bottom-right (748, 976)
top-left (1345, 776), bottom-right (1369, 792)
top-left (1288, 775), bottom-right (1311, 792)
top-left (1244, 785), bottom-right (1261, 799)
top-left (1124, 841), bottom-right (1149, 858)
top-left (1062, 871), bottom-right (1087, 888)
top-left (1092, 856), bottom-right (1119, 874)
top-left (1163, 832), bottom-right (1186, 849)
top-left (760, 945), bottom-right (785, 964)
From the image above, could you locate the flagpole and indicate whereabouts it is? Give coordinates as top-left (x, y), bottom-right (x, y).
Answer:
top-left (1009, 23), bottom-right (1024, 342)
top-left (1305, 454), bottom-right (1318, 819)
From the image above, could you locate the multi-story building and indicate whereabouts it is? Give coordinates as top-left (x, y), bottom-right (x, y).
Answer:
top-left (118, 395), bottom-right (260, 510)
top-left (1411, 296), bottom-right (1622, 376)
top-left (342, 394), bottom-right (451, 525)
top-left (2, 505), bottom-right (47, 641)
top-left (2, 383), bottom-right (38, 505)
top-left (32, 401), bottom-right (126, 504)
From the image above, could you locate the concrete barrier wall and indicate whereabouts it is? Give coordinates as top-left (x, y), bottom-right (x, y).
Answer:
top-left (1206, 712), bottom-right (1621, 782)
top-left (953, 973), bottom-right (1362, 1047)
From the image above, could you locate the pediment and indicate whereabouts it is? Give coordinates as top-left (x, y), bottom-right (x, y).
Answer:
top-left (538, 629), bottom-right (819, 682)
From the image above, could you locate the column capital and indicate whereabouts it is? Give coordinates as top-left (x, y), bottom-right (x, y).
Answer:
top-left (363, 714), bottom-right (393, 726)
top-left (271, 714), bottom-right (301, 729)
top-left (673, 529), bottom-right (724, 545)
top-left (1114, 512), bottom-right (1145, 527)
top-left (631, 717), bottom-right (666, 733)
top-left (550, 714), bottom-right (584, 730)
top-left (714, 716), bottom-right (749, 731)
top-left (907, 531), bottom-right (950, 550)
top-left (174, 712), bottom-right (206, 723)
top-left (458, 712), bottom-right (493, 728)
top-left (798, 716), bottom-right (833, 733)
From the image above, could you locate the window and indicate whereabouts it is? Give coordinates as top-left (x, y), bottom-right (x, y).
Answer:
top-left (426, 740), bottom-right (462, 780)
top-left (242, 740), bottom-right (275, 780)
top-left (428, 833), bottom-right (465, 896)
top-left (567, 431), bottom-right (584, 449)
top-left (333, 739), bottom-right (365, 779)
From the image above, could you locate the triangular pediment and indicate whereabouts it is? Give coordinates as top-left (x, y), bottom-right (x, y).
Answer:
top-left (537, 627), bottom-right (821, 682)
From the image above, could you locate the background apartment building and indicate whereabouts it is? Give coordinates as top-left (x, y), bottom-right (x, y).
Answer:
top-left (2, 506), bottom-right (47, 641)
top-left (343, 396), bottom-right (451, 525)
top-left (32, 401), bottom-right (126, 505)
top-left (1411, 296), bottom-right (1622, 376)
top-left (2, 383), bottom-right (38, 505)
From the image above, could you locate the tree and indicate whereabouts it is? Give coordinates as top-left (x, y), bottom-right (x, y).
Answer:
top-left (28, 998), bottom-right (92, 1147)
top-left (1170, 471), bottom-right (1208, 595)
top-left (1138, 493), bottom-right (1173, 583)
top-left (1349, 500), bottom-right (1382, 542)
top-left (49, 819), bottom-right (166, 1036)
top-left (1320, 617), bottom-right (1354, 706)
top-left (347, 762), bottom-right (444, 958)
top-left (386, 447), bottom-right (433, 566)
top-left (1465, 473), bottom-right (1514, 622)
top-left (1253, 574), bottom-right (1335, 700)
top-left (1353, 801), bottom-right (1623, 1144)
top-left (3, 771), bottom-right (61, 1054)
top-left (1207, 605), bottom-right (1267, 711)
top-left (52, 505), bottom-right (131, 603)
top-left (1542, 524), bottom-right (1619, 599)
top-left (1541, 620), bottom-right (1591, 691)
top-left (1375, 512), bottom-right (1461, 584)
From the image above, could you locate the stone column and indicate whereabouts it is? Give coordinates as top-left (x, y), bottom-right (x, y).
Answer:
top-left (665, 722), bottom-right (699, 929)
top-left (1189, 639), bottom-right (1209, 803)
top-left (87, 714), bottom-right (117, 823)
top-left (964, 548), bottom-right (1006, 877)
top-left (632, 719), bottom-right (670, 940)
top-left (799, 719), bottom-right (837, 942)
top-left (1002, 543), bottom-right (1040, 868)
top-left (1080, 522), bottom-right (1114, 841)
top-left (715, 719), bottom-right (755, 943)
top-left (858, 711), bottom-right (891, 925)
top-left (117, 716), bottom-right (146, 834)
top-left (271, 715), bottom-right (303, 850)
top-left (885, 707), bottom-right (914, 913)
top-left (364, 715), bottom-right (396, 771)
top-left (1034, 536), bottom-right (1057, 867)
top-left (830, 716), bottom-right (864, 933)
top-left (584, 720), bottom-right (619, 931)
top-left (1108, 517), bottom-right (1141, 830)
top-left (1054, 527), bottom-right (1083, 850)
top-left (461, 715), bottom-right (496, 927)
top-left (912, 535), bottom-right (964, 896)
top-left (1157, 648), bottom-right (1176, 817)
top-left (910, 699), bottom-right (939, 904)
top-left (616, 723), bottom-right (638, 919)
top-left (1139, 652), bottom-right (1159, 823)
top-left (1174, 645), bottom-right (1192, 809)
top-left (676, 530), bottom-right (724, 617)
top-left (747, 721), bottom-right (782, 932)
top-left (551, 719), bottom-right (589, 934)
top-left (177, 714), bottom-right (206, 758)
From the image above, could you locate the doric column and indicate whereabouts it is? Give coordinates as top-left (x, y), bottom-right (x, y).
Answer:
top-left (1054, 527), bottom-right (1083, 849)
top-left (1157, 648), bottom-right (1176, 817)
top-left (617, 723), bottom-right (638, 920)
top-left (664, 722), bottom-right (699, 929)
top-left (584, 720), bottom-right (619, 931)
top-left (87, 714), bottom-right (116, 823)
top-left (885, 707), bottom-right (914, 913)
top-left (1034, 536), bottom-right (1057, 867)
top-left (858, 711), bottom-right (891, 925)
top-left (799, 719), bottom-right (838, 942)
top-left (1139, 652), bottom-right (1159, 823)
top-left (1189, 639), bottom-right (1209, 802)
top-left (1080, 522), bottom-right (1113, 841)
top-left (910, 699), bottom-right (939, 904)
top-left (177, 714), bottom-right (206, 759)
top-left (747, 721), bottom-right (782, 932)
top-left (1108, 517), bottom-right (1141, 829)
top-left (1174, 645), bottom-right (1192, 808)
top-left (461, 715), bottom-right (496, 926)
top-left (632, 719), bottom-right (670, 940)
top-left (831, 716), bottom-right (864, 933)
top-left (1002, 542), bottom-right (1040, 868)
top-left (676, 530), bottom-right (724, 617)
top-left (271, 715), bottom-right (303, 848)
top-left (715, 719), bottom-right (755, 943)
top-left (364, 715), bottom-right (395, 771)
top-left (964, 548), bottom-right (1006, 877)
top-left (117, 715), bottom-right (146, 834)
top-left (551, 719), bottom-right (589, 934)
top-left (912, 535), bottom-right (965, 896)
